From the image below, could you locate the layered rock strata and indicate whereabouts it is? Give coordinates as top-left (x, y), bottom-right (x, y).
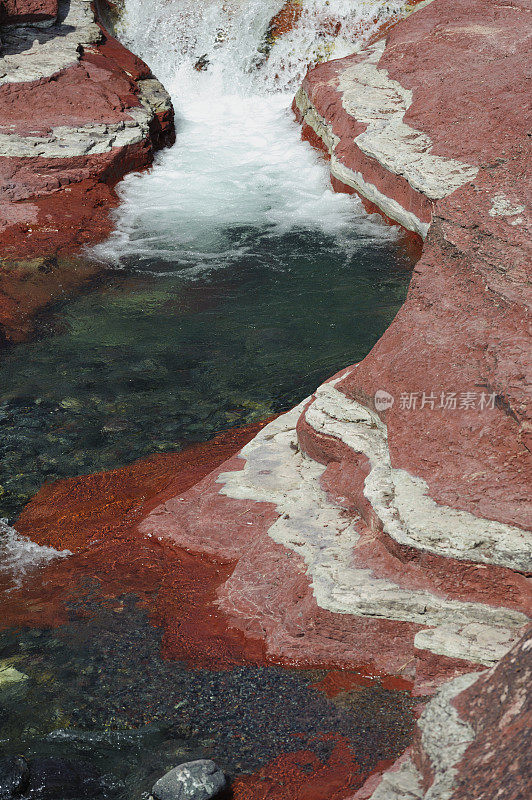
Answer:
top-left (139, 0), bottom-right (530, 791)
top-left (141, 395), bottom-right (530, 690)
top-left (291, 0), bottom-right (531, 541)
top-left (2, 0), bottom-right (530, 794)
top-left (0, 0), bottom-right (174, 341)
top-left (350, 626), bottom-right (531, 800)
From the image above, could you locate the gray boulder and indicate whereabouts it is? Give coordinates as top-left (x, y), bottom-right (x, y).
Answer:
top-left (151, 759), bottom-right (227, 800)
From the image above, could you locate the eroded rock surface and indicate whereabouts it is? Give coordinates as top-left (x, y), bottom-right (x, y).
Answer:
top-left (294, 0), bottom-right (531, 533)
top-left (2, 0), bottom-right (530, 796)
top-left (351, 627), bottom-right (532, 799)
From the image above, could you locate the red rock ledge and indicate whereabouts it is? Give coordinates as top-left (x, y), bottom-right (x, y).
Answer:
top-left (0, 1), bottom-right (58, 27)
top-left (132, 0), bottom-right (531, 662)
top-left (118, 0), bottom-right (529, 794)
top-left (0, 0), bottom-right (175, 342)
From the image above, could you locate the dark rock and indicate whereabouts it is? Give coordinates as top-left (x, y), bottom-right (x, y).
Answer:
top-left (151, 760), bottom-right (226, 800)
top-left (25, 756), bottom-right (107, 799)
top-left (194, 54), bottom-right (209, 71)
top-left (0, 757), bottom-right (29, 799)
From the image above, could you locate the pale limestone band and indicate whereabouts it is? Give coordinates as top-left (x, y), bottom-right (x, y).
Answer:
top-left (294, 40), bottom-right (478, 238)
top-left (216, 400), bottom-right (529, 667)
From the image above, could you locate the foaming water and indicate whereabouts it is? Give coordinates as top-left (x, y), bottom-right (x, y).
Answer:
top-left (96, 87), bottom-right (391, 266)
top-left (116, 0), bottom-right (406, 93)
top-left (94, 0), bottom-right (408, 266)
top-left (0, 519), bottom-right (70, 589)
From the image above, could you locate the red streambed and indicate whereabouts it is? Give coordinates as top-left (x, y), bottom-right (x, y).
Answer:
top-left (2, 420), bottom-right (414, 798)
top-left (4, 422), bottom-right (274, 666)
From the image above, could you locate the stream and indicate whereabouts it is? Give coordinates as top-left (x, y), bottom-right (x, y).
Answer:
top-left (0, 1), bottom-right (418, 797)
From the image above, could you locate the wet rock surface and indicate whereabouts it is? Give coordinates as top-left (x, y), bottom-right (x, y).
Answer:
top-left (151, 760), bottom-right (227, 800)
top-left (0, 756), bottom-right (29, 799)
top-left (0, 423), bottom-right (417, 800)
top-left (0, 598), bottom-right (416, 799)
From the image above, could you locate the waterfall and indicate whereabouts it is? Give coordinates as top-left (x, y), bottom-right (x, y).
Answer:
top-left (94, 0), bottom-right (408, 266)
top-left (117, 0), bottom-right (407, 92)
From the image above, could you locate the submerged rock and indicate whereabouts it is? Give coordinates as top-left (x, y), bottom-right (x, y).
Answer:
top-left (0, 664), bottom-right (28, 687)
top-left (194, 54), bottom-right (210, 72)
top-left (0, 756), bottom-right (29, 800)
top-left (24, 756), bottom-right (115, 799)
top-left (151, 760), bottom-right (226, 800)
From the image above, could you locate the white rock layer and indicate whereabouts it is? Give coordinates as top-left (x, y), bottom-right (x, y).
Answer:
top-left (353, 672), bottom-right (480, 800)
top-left (305, 382), bottom-right (532, 572)
top-left (0, 0), bottom-right (100, 85)
top-left (0, 78), bottom-right (173, 158)
top-left (339, 42), bottom-right (478, 200)
top-left (217, 402), bottom-right (528, 666)
top-left (294, 40), bottom-right (478, 236)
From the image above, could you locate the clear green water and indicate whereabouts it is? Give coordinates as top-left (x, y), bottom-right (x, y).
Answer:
top-left (0, 226), bottom-right (411, 520)
top-left (0, 221), bottom-right (413, 796)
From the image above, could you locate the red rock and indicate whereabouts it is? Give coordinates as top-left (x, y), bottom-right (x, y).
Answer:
top-left (311, 669), bottom-right (411, 697)
top-left (295, 56), bottom-right (433, 230)
top-left (1, 0), bottom-right (57, 26)
top-left (288, 2), bottom-right (531, 793)
top-left (3, 422), bottom-right (274, 668)
top-left (6, 416), bottom-right (443, 687)
top-left (268, 1), bottom-right (302, 40)
top-left (0, 63), bottom-right (142, 137)
top-left (232, 739), bottom-right (363, 800)
top-left (296, 0), bottom-right (531, 530)
top-left (142, 445), bottom-right (493, 686)
top-left (22, 0), bottom-right (520, 704)
top-left (352, 628), bottom-right (531, 798)
top-left (1, 3), bottom-right (530, 795)
top-left (0, 6), bottom-right (175, 342)
top-left (16, 422), bottom-right (276, 553)
top-left (449, 626), bottom-right (532, 800)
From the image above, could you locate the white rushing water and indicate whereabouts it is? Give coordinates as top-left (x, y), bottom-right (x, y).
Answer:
top-left (94, 0), bottom-right (408, 266)
top-left (0, 519), bottom-right (70, 590)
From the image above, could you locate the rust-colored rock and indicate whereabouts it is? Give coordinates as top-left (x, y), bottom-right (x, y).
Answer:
top-left (232, 739), bottom-right (362, 800)
top-left (268, 1), bottom-right (302, 40)
top-left (3, 422), bottom-right (273, 668)
top-left (287, 1), bottom-right (531, 795)
top-left (450, 626), bottom-right (532, 800)
top-left (295, 0), bottom-right (531, 530)
top-left (1, 0), bottom-right (57, 26)
top-left (0, 2), bottom-right (175, 342)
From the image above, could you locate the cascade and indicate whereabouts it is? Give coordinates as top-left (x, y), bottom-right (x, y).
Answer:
top-left (94, 0), bottom-right (408, 266)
